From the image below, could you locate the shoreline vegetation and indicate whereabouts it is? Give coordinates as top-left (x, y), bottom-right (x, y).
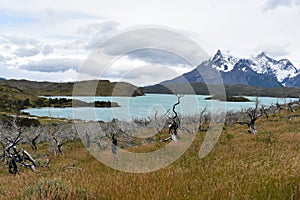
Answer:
top-left (1, 78), bottom-right (300, 112)
top-left (38, 98), bottom-right (120, 108)
top-left (204, 95), bottom-right (251, 102)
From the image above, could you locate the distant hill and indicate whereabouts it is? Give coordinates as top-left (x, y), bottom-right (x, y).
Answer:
top-left (0, 79), bottom-right (144, 112)
top-left (4, 79), bottom-right (144, 97)
top-left (143, 82), bottom-right (300, 98)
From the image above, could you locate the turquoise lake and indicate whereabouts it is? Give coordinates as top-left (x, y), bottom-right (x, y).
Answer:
top-left (22, 94), bottom-right (297, 122)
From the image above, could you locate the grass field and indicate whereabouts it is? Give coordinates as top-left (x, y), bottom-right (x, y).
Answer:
top-left (0, 109), bottom-right (300, 199)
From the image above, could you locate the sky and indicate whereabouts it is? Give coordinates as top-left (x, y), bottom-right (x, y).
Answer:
top-left (0, 0), bottom-right (300, 86)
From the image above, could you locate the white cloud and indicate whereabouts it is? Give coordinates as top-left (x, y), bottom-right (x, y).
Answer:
top-left (15, 46), bottom-right (40, 57)
top-left (0, 35), bottom-right (42, 57)
top-left (127, 49), bottom-right (191, 66)
top-left (0, 65), bottom-right (79, 82)
top-left (262, 0), bottom-right (293, 11)
top-left (103, 63), bottom-right (189, 87)
top-left (114, 65), bottom-right (185, 86)
top-left (20, 58), bottom-right (82, 72)
top-left (76, 21), bottom-right (120, 50)
top-left (262, 0), bottom-right (300, 11)
top-left (97, 28), bottom-right (208, 67)
top-left (0, 54), bottom-right (5, 62)
top-left (77, 21), bottom-right (119, 36)
top-left (2, 35), bottom-right (40, 47)
top-left (41, 44), bottom-right (53, 55)
top-left (84, 54), bottom-right (192, 86)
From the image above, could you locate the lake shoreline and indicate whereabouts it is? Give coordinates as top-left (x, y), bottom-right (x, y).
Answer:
top-left (21, 94), bottom-right (298, 122)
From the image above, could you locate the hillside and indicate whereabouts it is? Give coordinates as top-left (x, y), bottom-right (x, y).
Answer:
top-left (0, 79), bottom-right (144, 112)
top-left (0, 80), bottom-right (41, 112)
top-left (4, 79), bottom-right (144, 97)
top-left (143, 82), bottom-right (300, 98)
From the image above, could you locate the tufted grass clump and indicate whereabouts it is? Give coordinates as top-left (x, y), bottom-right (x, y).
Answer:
top-left (22, 178), bottom-right (92, 200)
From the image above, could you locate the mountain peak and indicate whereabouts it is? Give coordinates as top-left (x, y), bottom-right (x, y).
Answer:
top-left (255, 52), bottom-right (278, 62)
top-left (211, 49), bottom-right (223, 61)
top-left (257, 51), bottom-right (267, 58)
top-left (250, 52), bottom-right (299, 84)
top-left (210, 49), bottom-right (239, 72)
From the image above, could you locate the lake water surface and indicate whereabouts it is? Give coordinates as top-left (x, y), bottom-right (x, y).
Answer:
top-left (22, 94), bottom-right (297, 122)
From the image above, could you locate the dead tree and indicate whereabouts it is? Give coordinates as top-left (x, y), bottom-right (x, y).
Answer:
top-left (21, 149), bottom-right (36, 170)
top-left (246, 97), bottom-right (266, 134)
top-left (111, 134), bottom-right (118, 161)
top-left (31, 134), bottom-right (40, 152)
top-left (8, 154), bottom-right (18, 174)
top-left (199, 106), bottom-right (207, 131)
top-left (287, 102), bottom-right (298, 113)
top-left (52, 136), bottom-right (64, 154)
top-left (50, 124), bottom-right (68, 155)
top-left (12, 148), bottom-right (37, 172)
top-left (268, 103), bottom-right (280, 116)
top-left (165, 94), bottom-right (183, 141)
top-left (0, 128), bottom-right (7, 162)
top-left (154, 109), bottom-right (170, 135)
top-left (0, 116), bottom-right (36, 174)
top-left (260, 105), bottom-right (269, 119)
top-left (85, 132), bottom-right (91, 148)
top-left (225, 111), bottom-right (241, 127)
top-left (26, 132), bottom-right (40, 154)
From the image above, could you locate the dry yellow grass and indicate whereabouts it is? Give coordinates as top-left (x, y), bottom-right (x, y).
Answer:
top-left (0, 109), bottom-right (300, 199)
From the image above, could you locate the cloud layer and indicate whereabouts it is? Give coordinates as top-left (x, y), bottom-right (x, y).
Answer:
top-left (0, 0), bottom-right (300, 85)
top-left (20, 58), bottom-right (82, 72)
top-left (262, 0), bottom-right (300, 11)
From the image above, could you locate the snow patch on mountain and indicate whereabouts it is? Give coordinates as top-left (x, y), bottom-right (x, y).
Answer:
top-left (210, 50), bottom-right (299, 85)
top-left (210, 50), bottom-right (239, 72)
top-left (250, 52), bottom-right (299, 84)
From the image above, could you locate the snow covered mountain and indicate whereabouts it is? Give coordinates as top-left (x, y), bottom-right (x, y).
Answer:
top-left (161, 50), bottom-right (300, 88)
top-left (251, 52), bottom-right (298, 85)
top-left (210, 50), bottom-right (239, 72)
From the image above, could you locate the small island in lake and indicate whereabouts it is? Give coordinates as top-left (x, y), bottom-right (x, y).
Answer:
top-left (205, 95), bottom-right (251, 102)
top-left (44, 98), bottom-right (120, 108)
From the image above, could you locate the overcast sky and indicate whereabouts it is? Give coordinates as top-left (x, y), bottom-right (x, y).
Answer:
top-left (0, 0), bottom-right (300, 86)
